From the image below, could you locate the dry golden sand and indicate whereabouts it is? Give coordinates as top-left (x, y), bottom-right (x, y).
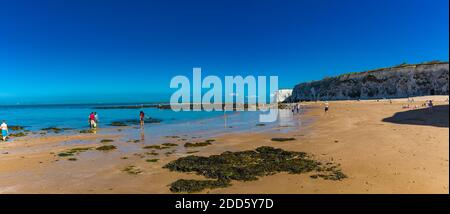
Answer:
top-left (0, 96), bottom-right (448, 193)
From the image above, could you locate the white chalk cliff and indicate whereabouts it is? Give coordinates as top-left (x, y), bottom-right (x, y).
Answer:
top-left (288, 61), bottom-right (449, 101)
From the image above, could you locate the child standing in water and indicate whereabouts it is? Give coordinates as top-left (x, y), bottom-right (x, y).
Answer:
top-left (1, 121), bottom-right (8, 141)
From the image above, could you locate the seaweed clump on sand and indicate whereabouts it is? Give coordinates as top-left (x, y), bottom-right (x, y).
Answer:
top-left (143, 145), bottom-right (170, 150)
top-left (57, 147), bottom-right (93, 157)
top-left (9, 132), bottom-right (28, 138)
top-left (161, 143), bottom-right (178, 147)
top-left (146, 159), bottom-right (159, 163)
top-left (41, 127), bottom-right (71, 134)
top-left (96, 145), bottom-right (117, 151)
top-left (110, 118), bottom-right (162, 127)
top-left (184, 139), bottom-right (215, 148)
top-left (79, 129), bottom-right (95, 134)
top-left (146, 151), bottom-right (159, 156)
top-left (110, 122), bottom-right (128, 127)
top-left (100, 139), bottom-right (114, 143)
top-left (164, 146), bottom-right (346, 193)
top-left (10, 125), bottom-right (25, 131)
top-left (6, 125), bottom-right (29, 138)
top-left (169, 179), bottom-right (231, 193)
top-left (122, 165), bottom-right (143, 175)
top-left (271, 137), bottom-right (296, 142)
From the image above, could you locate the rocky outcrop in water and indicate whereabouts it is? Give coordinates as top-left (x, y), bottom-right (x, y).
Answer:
top-left (288, 61), bottom-right (449, 101)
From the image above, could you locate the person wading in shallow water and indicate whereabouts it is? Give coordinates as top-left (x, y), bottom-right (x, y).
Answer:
top-left (140, 111), bottom-right (145, 127)
top-left (1, 121), bottom-right (8, 141)
top-left (89, 112), bottom-right (96, 129)
top-left (94, 112), bottom-right (99, 127)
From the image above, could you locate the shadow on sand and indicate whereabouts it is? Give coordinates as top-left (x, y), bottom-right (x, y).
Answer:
top-left (382, 105), bottom-right (449, 128)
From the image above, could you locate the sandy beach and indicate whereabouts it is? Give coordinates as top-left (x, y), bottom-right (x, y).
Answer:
top-left (0, 96), bottom-right (448, 194)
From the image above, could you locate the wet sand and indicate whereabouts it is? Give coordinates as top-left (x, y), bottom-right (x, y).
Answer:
top-left (0, 96), bottom-right (448, 193)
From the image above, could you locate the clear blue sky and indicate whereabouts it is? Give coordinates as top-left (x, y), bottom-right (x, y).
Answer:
top-left (1, 0), bottom-right (448, 104)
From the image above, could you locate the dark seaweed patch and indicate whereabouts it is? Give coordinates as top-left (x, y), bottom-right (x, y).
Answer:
top-left (146, 151), bottom-right (159, 156)
top-left (79, 129), bottom-right (95, 134)
top-left (146, 159), bottom-right (159, 163)
top-left (96, 145), bottom-right (117, 151)
top-left (41, 127), bottom-right (71, 133)
top-left (57, 147), bottom-right (93, 158)
top-left (161, 143), bottom-right (178, 147)
top-left (57, 152), bottom-right (74, 157)
top-left (184, 139), bottom-right (215, 148)
top-left (122, 165), bottom-right (142, 175)
top-left (100, 139), bottom-right (114, 143)
top-left (271, 137), bottom-right (296, 142)
top-left (111, 118), bottom-right (162, 127)
top-left (165, 136), bottom-right (180, 139)
top-left (186, 151), bottom-right (199, 154)
top-left (9, 132), bottom-right (27, 138)
top-left (169, 179), bottom-right (231, 193)
top-left (164, 146), bottom-right (345, 193)
top-left (165, 150), bottom-right (176, 156)
top-left (143, 145), bottom-right (170, 150)
top-left (10, 125), bottom-right (25, 131)
top-left (111, 122), bottom-right (128, 127)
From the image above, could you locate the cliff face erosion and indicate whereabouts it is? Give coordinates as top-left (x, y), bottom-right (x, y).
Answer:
top-left (288, 62), bottom-right (449, 101)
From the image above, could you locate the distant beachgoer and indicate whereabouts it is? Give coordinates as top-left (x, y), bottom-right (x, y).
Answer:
top-left (89, 112), bottom-right (96, 129)
top-left (296, 103), bottom-right (300, 114)
top-left (140, 111), bottom-right (145, 126)
top-left (94, 112), bottom-right (99, 127)
top-left (324, 102), bottom-right (329, 113)
top-left (427, 100), bottom-right (434, 112)
top-left (1, 121), bottom-right (8, 141)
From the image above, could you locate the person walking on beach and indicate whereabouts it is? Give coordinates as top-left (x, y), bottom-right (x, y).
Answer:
top-left (1, 121), bottom-right (8, 141)
top-left (140, 111), bottom-right (145, 126)
top-left (324, 102), bottom-right (329, 114)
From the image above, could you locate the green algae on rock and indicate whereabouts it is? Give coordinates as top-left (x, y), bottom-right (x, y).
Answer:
top-left (164, 146), bottom-right (346, 193)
